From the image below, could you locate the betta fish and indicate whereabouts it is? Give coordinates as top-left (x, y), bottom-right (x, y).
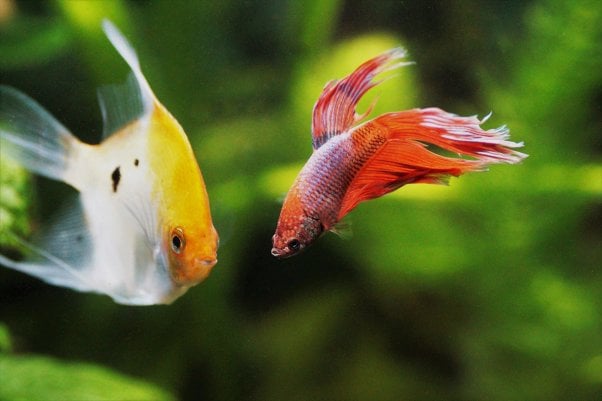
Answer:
top-left (0, 20), bottom-right (218, 305)
top-left (271, 48), bottom-right (527, 258)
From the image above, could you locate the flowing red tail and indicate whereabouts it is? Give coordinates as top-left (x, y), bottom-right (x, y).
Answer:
top-left (376, 108), bottom-right (526, 164)
top-left (338, 108), bottom-right (527, 219)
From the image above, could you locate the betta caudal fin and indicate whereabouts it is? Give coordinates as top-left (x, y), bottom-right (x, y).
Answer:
top-left (373, 109), bottom-right (527, 165)
top-left (337, 108), bottom-right (527, 219)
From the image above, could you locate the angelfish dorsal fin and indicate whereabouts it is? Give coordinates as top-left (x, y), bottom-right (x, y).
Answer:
top-left (97, 73), bottom-right (145, 137)
top-left (101, 20), bottom-right (155, 119)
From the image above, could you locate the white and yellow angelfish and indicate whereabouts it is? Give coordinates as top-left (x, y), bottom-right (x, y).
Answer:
top-left (0, 20), bottom-right (218, 305)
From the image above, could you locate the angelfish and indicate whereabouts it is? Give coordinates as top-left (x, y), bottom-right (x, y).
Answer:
top-left (271, 48), bottom-right (527, 258)
top-left (0, 20), bottom-right (218, 305)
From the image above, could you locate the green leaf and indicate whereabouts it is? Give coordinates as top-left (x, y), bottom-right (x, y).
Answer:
top-left (0, 155), bottom-right (31, 250)
top-left (0, 354), bottom-right (176, 401)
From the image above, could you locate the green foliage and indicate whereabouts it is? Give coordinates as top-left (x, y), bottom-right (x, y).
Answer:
top-left (0, 0), bottom-right (600, 400)
top-left (0, 324), bottom-right (174, 401)
top-left (0, 346), bottom-right (175, 401)
top-left (0, 18), bottom-right (71, 69)
top-left (490, 0), bottom-right (602, 161)
top-left (0, 156), bottom-right (31, 250)
top-left (0, 323), bottom-right (12, 353)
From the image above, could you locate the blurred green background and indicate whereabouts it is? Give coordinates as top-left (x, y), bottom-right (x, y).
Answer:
top-left (0, 0), bottom-right (601, 400)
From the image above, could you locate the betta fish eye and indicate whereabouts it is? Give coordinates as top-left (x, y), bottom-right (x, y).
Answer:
top-left (170, 227), bottom-right (186, 254)
top-left (287, 239), bottom-right (301, 251)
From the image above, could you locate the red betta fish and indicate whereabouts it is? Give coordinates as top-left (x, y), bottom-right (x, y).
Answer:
top-left (271, 48), bottom-right (527, 258)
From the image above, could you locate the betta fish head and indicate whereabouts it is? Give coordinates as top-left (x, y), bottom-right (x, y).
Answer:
top-left (271, 212), bottom-right (324, 258)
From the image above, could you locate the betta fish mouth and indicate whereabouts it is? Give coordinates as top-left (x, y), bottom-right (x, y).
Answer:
top-left (271, 247), bottom-right (294, 259)
top-left (271, 248), bottom-right (286, 258)
top-left (271, 246), bottom-right (306, 259)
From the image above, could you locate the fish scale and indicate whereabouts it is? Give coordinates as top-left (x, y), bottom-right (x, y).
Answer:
top-left (298, 130), bottom-right (385, 230)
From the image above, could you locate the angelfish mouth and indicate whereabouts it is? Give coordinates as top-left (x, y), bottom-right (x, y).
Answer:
top-left (197, 257), bottom-right (218, 269)
top-left (183, 257), bottom-right (218, 285)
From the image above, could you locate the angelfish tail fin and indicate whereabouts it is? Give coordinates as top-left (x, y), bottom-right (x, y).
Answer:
top-left (0, 85), bottom-right (88, 189)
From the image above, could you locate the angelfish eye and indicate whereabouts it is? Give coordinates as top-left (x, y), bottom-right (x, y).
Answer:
top-left (287, 239), bottom-right (301, 251)
top-left (170, 227), bottom-right (186, 254)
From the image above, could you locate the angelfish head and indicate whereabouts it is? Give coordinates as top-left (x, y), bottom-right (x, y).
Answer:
top-left (271, 213), bottom-right (323, 258)
top-left (165, 224), bottom-right (219, 286)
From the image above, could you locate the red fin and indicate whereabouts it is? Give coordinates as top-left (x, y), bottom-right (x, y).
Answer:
top-left (337, 109), bottom-right (527, 219)
top-left (311, 48), bottom-right (411, 149)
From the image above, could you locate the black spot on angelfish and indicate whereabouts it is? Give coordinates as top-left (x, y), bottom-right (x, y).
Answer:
top-left (111, 166), bottom-right (121, 193)
top-left (134, 158), bottom-right (139, 166)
